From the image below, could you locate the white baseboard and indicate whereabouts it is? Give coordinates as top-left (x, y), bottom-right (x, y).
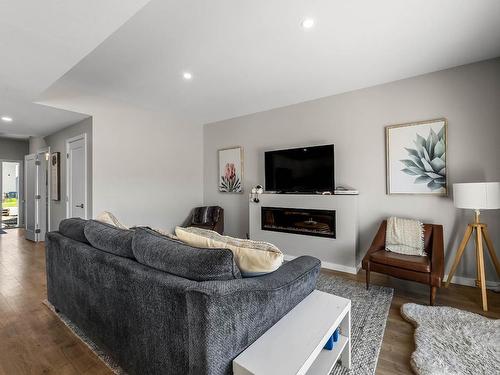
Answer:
top-left (444, 274), bottom-right (500, 291)
top-left (283, 254), bottom-right (358, 275)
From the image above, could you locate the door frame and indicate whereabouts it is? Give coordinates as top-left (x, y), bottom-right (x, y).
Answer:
top-left (66, 134), bottom-right (88, 219)
top-left (24, 153), bottom-right (37, 241)
top-left (0, 159), bottom-right (24, 229)
top-left (37, 147), bottom-right (51, 234)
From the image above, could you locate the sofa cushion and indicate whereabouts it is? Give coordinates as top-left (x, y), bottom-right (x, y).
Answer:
top-left (59, 218), bottom-right (89, 244)
top-left (370, 249), bottom-right (431, 273)
top-left (84, 220), bottom-right (135, 259)
top-left (175, 226), bottom-right (283, 277)
top-left (132, 227), bottom-right (241, 281)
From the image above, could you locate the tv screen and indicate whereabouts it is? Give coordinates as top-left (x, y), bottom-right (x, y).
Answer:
top-left (265, 144), bottom-right (335, 193)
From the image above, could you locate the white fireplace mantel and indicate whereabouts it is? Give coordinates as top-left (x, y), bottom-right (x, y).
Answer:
top-left (249, 193), bottom-right (359, 274)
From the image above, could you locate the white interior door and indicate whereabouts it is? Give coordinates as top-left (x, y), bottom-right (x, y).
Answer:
top-left (24, 151), bottom-right (49, 242)
top-left (67, 135), bottom-right (87, 219)
top-left (37, 152), bottom-right (48, 239)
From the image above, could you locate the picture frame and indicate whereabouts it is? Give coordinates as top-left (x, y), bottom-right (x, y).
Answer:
top-left (218, 146), bottom-right (243, 193)
top-left (50, 152), bottom-right (61, 201)
top-left (386, 118), bottom-right (448, 195)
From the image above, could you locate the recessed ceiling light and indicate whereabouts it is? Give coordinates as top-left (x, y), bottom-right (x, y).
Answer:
top-left (301, 18), bottom-right (315, 29)
top-left (1, 116), bottom-right (13, 122)
top-left (183, 72), bottom-right (193, 80)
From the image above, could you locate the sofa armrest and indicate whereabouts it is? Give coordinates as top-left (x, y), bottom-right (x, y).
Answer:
top-left (430, 224), bottom-right (444, 285)
top-left (185, 256), bottom-right (321, 375)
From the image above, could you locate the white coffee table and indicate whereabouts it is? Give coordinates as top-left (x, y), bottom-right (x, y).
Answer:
top-left (233, 290), bottom-right (351, 375)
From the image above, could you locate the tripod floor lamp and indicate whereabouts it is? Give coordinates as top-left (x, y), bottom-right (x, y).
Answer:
top-left (445, 182), bottom-right (500, 311)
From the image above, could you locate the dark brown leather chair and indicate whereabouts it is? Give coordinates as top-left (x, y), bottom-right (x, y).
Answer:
top-left (362, 220), bottom-right (444, 305)
top-left (185, 206), bottom-right (224, 234)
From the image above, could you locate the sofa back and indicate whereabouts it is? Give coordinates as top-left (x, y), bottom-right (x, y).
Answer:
top-left (58, 218), bottom-right (241, 282)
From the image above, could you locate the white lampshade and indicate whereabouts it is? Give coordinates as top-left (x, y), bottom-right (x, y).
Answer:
top-left (453, 182), bottom-right (500, 210)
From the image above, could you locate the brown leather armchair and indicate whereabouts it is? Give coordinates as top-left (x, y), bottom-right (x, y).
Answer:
top-left (362, 220), bottom-right (444, 305)
top-left (185, 206), bottom-right (224, 234)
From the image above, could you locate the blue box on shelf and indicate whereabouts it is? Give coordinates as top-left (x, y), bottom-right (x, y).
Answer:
top-left (323, 328), bottom-right (340, 351)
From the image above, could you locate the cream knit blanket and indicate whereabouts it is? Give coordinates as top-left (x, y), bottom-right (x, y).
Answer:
top-left (385, 216), bottom-right (425, 256)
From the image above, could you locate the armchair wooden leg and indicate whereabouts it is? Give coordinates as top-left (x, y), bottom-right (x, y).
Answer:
top-left (366, 265), bottom-right (370, 290)
top-left (430, 286), bottom-right (437, 306)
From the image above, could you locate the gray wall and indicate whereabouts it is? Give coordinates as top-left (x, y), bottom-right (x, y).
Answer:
top-left (0, 137), bottom-right (28, 161)
top-left (35, 94), bottom-right (204, 232)
top-left (44, 117), bottom-right (93, 230)
top-left (28, 136), bottom-right (48, 154)
top-left (203, 58), bottom-right (500, 283)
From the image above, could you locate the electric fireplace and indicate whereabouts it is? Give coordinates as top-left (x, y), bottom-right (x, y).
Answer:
top-left (261, 207), bottom-right (336, 238)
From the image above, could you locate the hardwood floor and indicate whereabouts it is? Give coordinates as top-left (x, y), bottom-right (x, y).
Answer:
top-left (0, 228), bottom-right (498, 375)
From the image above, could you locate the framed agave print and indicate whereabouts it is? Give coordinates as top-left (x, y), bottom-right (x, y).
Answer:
top-left (386, 118), bottom-right (447, 195)
top-left (218, 147), bottom-right (243, 193)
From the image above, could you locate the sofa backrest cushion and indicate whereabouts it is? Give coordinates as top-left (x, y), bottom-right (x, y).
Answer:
top-left (84, 220), bottom-right (135, 259)
top-left (59, 218), bottom-right (90, 244)
top-left (132, 227), bottom-right (241, 281)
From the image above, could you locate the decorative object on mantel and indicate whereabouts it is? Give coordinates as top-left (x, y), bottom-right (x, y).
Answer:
top-left (250, 184), bottom-right (263, 202)
top-left (50, 152), bottom-right (60, 201)
top-left (218, 146), bottom-right (243, 193)
top-left (401, 303), bottom-right (500, 375)
top-left (386, 118), bottom-right (447, 195)
top-left (445, 182), bottom-right (500, 311)
top-left (334, 185), bottom-right (359, 195)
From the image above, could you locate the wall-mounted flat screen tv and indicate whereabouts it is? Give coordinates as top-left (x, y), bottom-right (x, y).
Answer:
top-left (265, 144), bottom-right (335, 193)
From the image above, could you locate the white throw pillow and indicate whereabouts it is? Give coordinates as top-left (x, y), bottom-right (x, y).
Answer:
top-left (96, 212), bottom-right (178, 239)
top-left (96, 211), bottom-right (129, 229)
top-left (175, 226), bottom-right (283, 277)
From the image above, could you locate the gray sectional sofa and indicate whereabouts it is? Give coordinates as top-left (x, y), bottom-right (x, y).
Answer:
top-left (45, 218), bottom-right (321, 375)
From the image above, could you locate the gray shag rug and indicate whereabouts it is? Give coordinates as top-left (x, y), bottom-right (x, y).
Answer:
top-left (43, 273), bottom-right (393, 375)
top-left (401, 303), bottom-right (500, 375)
top-left (316, 274), bottom-right (393, 375)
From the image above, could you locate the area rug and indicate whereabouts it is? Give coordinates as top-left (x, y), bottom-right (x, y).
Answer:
top-left (43, 273), bottom-right (393, 375)
top-left (43, 300), bottom-right (127, 374)
top-left (316, 273), bottom-right (393, 375)
top-left (401, 303), bottom-right (500, 375)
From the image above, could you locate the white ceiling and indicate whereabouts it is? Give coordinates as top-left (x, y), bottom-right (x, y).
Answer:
top-left (0, 0), bottom-right (151, 138)
top-left (40, 0), bottom-right (500, 126)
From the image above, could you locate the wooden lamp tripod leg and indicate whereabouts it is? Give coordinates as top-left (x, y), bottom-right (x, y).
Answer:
top-left (482, 226), bottom-right (500, 278)
top-left (445, 225), bottom-right (474, 287)
top-left (476, 226), bottom-right (488, 311)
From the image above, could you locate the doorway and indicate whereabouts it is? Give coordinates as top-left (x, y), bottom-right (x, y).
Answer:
top-left (66, 134), bottom-right (87, 219)
top-left (1, 161), bottom-right (23, 229)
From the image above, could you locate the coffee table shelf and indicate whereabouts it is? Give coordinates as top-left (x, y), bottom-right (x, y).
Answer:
top-left (233, 290), bottom-right (351, 375)
top-left (305, 335), bottom-right (349, 375)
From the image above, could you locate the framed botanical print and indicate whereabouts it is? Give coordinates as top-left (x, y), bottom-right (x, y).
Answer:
top-left (218, 147), bottom-right (243, 193)
top-left (50, 152), bottom-right (61, 201)
top-left (386, 118), bottom-right (447, 195)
